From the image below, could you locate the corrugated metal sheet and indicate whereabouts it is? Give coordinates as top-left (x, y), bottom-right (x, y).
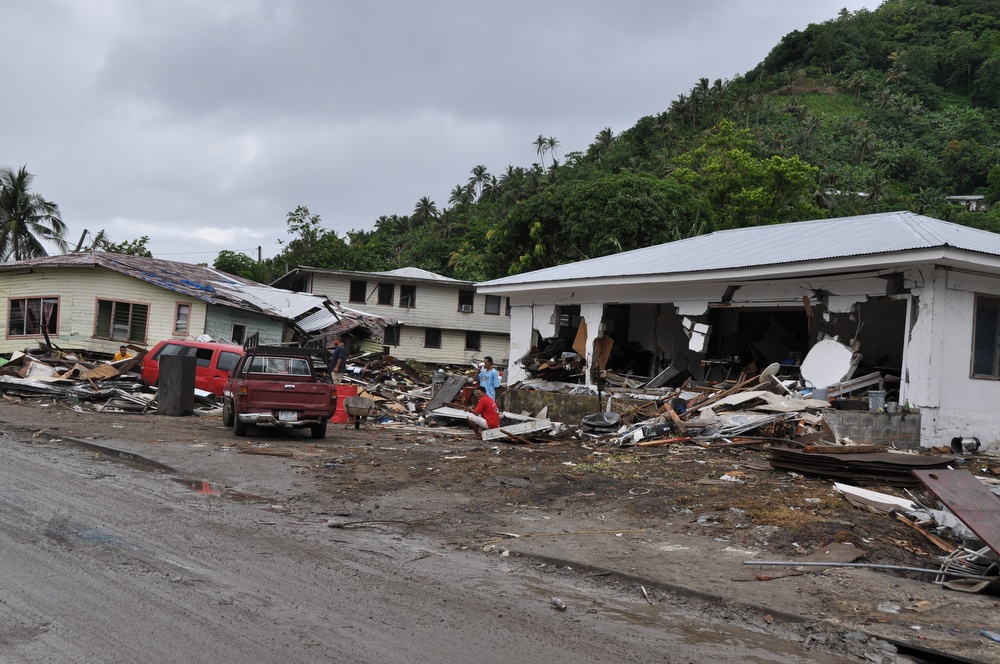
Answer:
top-left (478, 212), bottom-right (1000, 288)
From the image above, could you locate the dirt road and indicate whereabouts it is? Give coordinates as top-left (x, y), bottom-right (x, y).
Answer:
top-left (2, 398), bottom-right (998, 662)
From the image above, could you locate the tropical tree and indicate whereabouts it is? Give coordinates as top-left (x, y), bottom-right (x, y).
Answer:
top-left (411, 196), bottom-right (438, 226)
top-left (0, 166), bottom-right (68, 261)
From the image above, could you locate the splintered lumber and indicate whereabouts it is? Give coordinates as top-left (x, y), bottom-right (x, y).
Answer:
top-left (684, 374), bottom-right (757, 414)
top-left (660, 401), bottom-right (686, 434)
top-left (635, 436), bottom-right (691, 448)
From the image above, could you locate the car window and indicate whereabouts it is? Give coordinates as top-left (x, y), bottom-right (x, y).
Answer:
top-left (217, 351), bottom-right (241, 373)
top-left (195, 347), bottom-right (213, 368)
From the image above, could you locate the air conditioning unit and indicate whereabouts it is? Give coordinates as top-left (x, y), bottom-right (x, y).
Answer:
top-left (460, 304), bottom-right (473, 313)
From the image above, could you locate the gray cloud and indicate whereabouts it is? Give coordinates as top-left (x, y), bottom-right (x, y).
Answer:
top-left (2, 0), bottom-right (880, 263)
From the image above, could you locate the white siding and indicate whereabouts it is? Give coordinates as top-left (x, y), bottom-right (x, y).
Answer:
top-left (0, 267), bottom-right (285, 356)
top-left (307, 272), bottom-right (511, 364)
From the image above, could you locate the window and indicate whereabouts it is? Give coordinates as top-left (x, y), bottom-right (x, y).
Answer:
top-left (400, 285), bottom-right (416, 308)
top-left (217, 351), bottom-right (241, 373)
top-left (425, 328), bottom-right (441, 348)
top-left (484, 295), bottom-right (501, 316)
top-left (174, 302), bottom-right (191, 335)
top-left (384, 325), bottom-right (399, 346)
top-left (506, 297), bottom-right (511, 316)
top-left (95, 300), bottom-right (148, 343)
top-left (458, 289), bottom-right (474, 313)
top-left (349, 280), bottom-right (367, 303)
top-left (465, 331), bottom-right (481, 351)
top-left (377, 283), bottom-right (394, 305)
top-left (972, 294), bottom-right (1000, 378)
top-left (8, 297), bottom-right (58, 337)
top-left (231, 324), bottom-right (246, 345)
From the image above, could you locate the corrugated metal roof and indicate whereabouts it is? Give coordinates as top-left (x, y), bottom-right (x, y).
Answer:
top-left (478, 211), bottom-right (1000, 288)
top-left (275, 265), bottom-right (471, 286)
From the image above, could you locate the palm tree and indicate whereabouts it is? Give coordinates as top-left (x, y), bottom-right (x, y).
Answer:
top-left (533, 134), bottom-right (548, 168)
top-left (545, 136), bottom-right (560, 163)
top-left (468, 165), bottom-right (490, 198)
top-left (411, 197), bottom-right (438, 226)
top-left (0, 166), bottom-right (68, 261)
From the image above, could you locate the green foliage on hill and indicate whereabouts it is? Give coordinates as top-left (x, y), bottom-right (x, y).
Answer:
top-left (224, 0), bottom-right (1000, 284)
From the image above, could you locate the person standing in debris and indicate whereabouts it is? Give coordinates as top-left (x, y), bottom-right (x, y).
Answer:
top-left (329, 336), bottom-right (347, 385)
top-left (477, 356), bottom-right (500, 399)
top-left (114, 345), bottom-right (132, 361)
top-left (466, 385), bottom-right (500, 437)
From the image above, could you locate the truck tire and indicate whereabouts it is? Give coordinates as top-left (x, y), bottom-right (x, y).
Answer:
top-left (310, 419), bottom-right (327, 440)
top-left (233, 404), bottom-right (249, 436)
top-left (222, 399), bottom-right (234, 427)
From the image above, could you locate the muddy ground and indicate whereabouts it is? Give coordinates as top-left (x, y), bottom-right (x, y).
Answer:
top-left (4, 395), bottom-right (1000, 662)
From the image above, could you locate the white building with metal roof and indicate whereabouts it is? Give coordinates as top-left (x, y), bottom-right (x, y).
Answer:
top-left (478, 211), bottom-right (1000, 449)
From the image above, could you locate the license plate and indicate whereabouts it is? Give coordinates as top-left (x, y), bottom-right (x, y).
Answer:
top-left (278, 411), bottom-right (297, 422)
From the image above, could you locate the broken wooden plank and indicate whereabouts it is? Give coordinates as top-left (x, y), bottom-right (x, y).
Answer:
top-left (912, 468), bottom-right (1000, 557)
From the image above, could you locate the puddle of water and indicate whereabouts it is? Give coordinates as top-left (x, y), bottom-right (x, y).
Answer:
top-left (172, 478), bottom-right (272, 503)
top-left (173, 478), bottom-right (222, 496)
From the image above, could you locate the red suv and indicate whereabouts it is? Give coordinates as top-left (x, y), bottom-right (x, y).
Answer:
top-left (141, 340), bottom-right (244, 396)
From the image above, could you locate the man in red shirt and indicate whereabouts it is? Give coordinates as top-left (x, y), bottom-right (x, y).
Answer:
top-left (467, 385), bottom-right (500, 437)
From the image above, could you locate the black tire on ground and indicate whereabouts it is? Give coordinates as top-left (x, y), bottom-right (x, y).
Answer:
top-left (310, 420), bottom-right (327, 439)
top-left (222, 399), bottom-right (234, 427)
top-left (233, 404), bottom-right (249, 436)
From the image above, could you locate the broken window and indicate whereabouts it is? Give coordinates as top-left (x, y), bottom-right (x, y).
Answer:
top-left (425, 328), bottom-right (441, 348)
top-left (458, 290), bottom-right (474, 313)
top-left (174, 302), bottom-right (191, 335)
top-left (484, 295), bottom-right (501, 316)
top-left (384, 325), bottom-right (399, 346)
top-left (94, 300), bottom-right (148, 343)
top-left (465, 331), bottom-right (481, 350)
top-left (377, 283), bottom-right (394, 305)
top-left (231, 323), bottom-right (246, 345)
top-left (972, 294), bottom-right (1000, 379)
top-left (7, 297), bottom-right (58, 337)
top-left (400, 285), bottom-right (416, 308)
top-left (349, 280), bottom-right (367, 303)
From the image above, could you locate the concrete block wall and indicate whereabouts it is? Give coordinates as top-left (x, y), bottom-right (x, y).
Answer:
top-left (825, 411), bottom-right (922, 449)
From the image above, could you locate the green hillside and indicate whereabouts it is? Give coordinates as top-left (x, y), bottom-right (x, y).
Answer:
top-left (220, 0), bottom-right (1000, 282)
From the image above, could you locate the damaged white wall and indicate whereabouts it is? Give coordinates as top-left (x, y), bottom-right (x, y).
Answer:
top-left (503, 264), bottom-right (1000, 448)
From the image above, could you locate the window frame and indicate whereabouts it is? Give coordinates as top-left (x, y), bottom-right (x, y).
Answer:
top-left (458, 289), bottom-right (474, 313)
top-left (377, 282), bottom-right (394, 306)
top-left (349, 280), bottom-right (367, 303)
top-left (399, 285), bottom-right (416, 309)
top-left (424, 327), bottom-right (442, 349)
top-left (384, 325), bottom-right (399, 346)
top-left (7, 296), bottom-right (59, 338)
top-left (484, 294), bottom-right (501, 316)
top-left (173, 301), bottom-right (192, 335)
top-left (465, 330), bottom-right (481, 351)
top-left (94, 299), bottom-right (149, 344)
top-left (972, 293), bottom-right (1000, 379)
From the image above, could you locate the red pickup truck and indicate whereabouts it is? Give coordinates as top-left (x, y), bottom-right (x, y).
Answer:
top-left (222, 346), bottom-right (336, 439)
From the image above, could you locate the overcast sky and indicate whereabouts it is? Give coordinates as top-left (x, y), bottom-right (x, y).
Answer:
top-left (2, 1), bottom-right (881, 266)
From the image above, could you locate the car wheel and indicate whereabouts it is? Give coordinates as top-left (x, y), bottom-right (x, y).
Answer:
top-left (310, 419), bottom-right (327, 440)
top-left (222, 399), bottom-right (234, 427)
top-left (233, 403), bottom-right (249, 436)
